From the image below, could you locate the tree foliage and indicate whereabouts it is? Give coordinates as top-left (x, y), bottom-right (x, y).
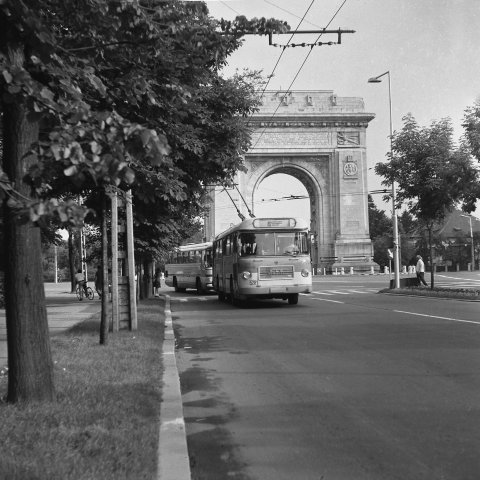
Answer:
top-left (368, 195), bottom-right (391, 240)
top-left (375, 113), bottom-right (480, 285)
top-left (463, 99), bottom-right (480, 164)
top-left (1, 0), bottom-right (289, 226)
top-left (375, 114), bottom-right (480, 226)
top-left (0, 0), bottom-right (290, 402)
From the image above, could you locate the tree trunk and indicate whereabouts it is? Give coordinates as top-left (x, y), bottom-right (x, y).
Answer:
top-left (142, 259), bottom-right (154, 299)
top-left (68, 227), bottom-right (76, 293)
top-left (428, 227), bottom-right (435, 289)
top-left (100, 191), bottom-right (109, 345)
top-left (2, 46), bottom-right (55, 402)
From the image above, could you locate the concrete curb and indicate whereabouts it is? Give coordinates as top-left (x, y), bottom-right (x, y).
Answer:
top-left (157, 295), bottom-right (191, 480)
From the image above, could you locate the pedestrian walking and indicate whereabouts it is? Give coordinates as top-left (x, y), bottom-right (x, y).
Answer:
top-left (415, 255), bottom-right (428, 286)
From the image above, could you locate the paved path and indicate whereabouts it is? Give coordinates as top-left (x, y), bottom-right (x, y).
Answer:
top-left (0, 282), bottom-right (100, 369)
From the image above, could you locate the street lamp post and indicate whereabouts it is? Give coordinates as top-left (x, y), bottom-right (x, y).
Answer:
top-left (460, 214), bottom-right (475, 271)
top-left (368, 71), bottom-right (400, 288)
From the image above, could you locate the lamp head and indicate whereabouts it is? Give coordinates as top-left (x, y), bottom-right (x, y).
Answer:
top-left (368, 77), bottom-right (382, 83)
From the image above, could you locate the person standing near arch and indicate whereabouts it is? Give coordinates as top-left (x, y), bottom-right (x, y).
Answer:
top-left (416, 255), bottom-right (428, 287)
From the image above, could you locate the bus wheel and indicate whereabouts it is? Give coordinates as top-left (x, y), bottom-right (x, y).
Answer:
top-left (288, 293), bottom-right (299, 305)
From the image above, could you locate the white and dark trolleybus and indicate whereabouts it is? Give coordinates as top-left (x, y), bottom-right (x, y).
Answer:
top-left (213, 217), bottom-right (312, 305)
top-left (164, 242), bottom-right (214, 294)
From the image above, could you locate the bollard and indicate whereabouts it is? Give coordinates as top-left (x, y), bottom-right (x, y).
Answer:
top-left (370, 266), bottom-right (374, 275)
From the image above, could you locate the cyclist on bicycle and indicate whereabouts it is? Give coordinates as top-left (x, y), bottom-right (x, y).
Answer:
top-left (74, 269), bottom-right (88, 300)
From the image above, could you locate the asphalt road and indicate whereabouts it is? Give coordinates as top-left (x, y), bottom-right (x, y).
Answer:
top-left (172, 273), bottom-right (480, 480)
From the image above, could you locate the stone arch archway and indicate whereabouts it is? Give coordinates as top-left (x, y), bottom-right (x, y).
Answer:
top-left (205, 90), bottom-right (378, 273)
top-left (248, 161), bottom-right (325, 245)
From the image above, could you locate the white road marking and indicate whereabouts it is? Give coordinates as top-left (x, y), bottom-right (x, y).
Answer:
top-left (311, 298), bottom-right (345, 304)
top-left (312, 289), bottom-right (378, 296)
top-left (394, 310), bottom-right (480, 325)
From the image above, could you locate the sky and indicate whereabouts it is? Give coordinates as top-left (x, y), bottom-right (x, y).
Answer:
top-left (201, 0), bottom-right (480, 221)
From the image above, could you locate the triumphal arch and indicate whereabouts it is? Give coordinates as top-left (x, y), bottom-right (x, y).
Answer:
top-left (204, 90), bottom-right (378, 273)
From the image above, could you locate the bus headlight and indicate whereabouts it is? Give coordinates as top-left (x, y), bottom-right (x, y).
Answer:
top-left (301, 269), bottom-right (310, 277)
top-left (242, 271), bottom-right (252, 279)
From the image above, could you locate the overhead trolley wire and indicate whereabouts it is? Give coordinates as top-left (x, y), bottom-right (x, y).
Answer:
top-left (216, 2), bottom-right (317, 219)
top-left (219, 0), bottom-right (242, 16)
top-left (251, 0), bottom-right (349, 151)
top-left (213, 188), bottom-right (392, 214)
top-left (256, 0), bottom-right (317, 98)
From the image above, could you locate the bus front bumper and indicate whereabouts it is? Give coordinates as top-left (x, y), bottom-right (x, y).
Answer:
top-left (238, 284), bottom-right (312, 297)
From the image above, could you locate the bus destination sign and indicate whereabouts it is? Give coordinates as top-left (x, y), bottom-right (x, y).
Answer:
top-left (253, 218), bottom-right (296, 229)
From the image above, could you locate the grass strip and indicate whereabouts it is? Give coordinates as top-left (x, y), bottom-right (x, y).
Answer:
top-left (0, 299), bottom-right (164, 480)
top-left (381, 286), bottom-right (480, 300)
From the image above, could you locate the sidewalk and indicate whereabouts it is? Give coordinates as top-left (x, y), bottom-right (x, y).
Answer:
top-left (0, 282), bottom-right (101, 370)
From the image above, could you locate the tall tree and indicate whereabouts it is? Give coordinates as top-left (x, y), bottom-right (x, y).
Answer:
top-left (463, 100), bottom-right (480, 165)
top-left (368, 195), bottom-right (391, 239)
top-left (368, 195), bottom-right (392, 269)
top-left (1, 0), bottom-right (289, 402)
top-left (375, 114), bottom-right (480, 287)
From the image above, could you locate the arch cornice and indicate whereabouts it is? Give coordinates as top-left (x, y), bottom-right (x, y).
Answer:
top-left (247, 113), bottom-right (375, 129)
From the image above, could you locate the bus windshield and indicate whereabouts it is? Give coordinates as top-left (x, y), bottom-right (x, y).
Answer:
top-left (238, 231), bottom-right (309, 256)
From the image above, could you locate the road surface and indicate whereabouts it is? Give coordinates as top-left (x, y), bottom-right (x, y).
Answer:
top-left (172, 272), bottom-right (480, 480)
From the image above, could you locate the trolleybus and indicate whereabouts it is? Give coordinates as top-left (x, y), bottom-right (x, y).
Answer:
top-left (213, 217), bottom-right (312, 305)
top-left (165, 242), bottom-right (214, 293)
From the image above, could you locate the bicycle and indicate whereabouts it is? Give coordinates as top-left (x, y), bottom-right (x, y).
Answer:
top-left (75, 283), bottom-right (94, 301)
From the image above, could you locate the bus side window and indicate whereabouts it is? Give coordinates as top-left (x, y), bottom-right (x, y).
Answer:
top-left (236, 235), bottom-right (243, 255)
top-left (225, 236), bottom-right (231, 255)
top-left (204, 250), bottom-right (212, 267)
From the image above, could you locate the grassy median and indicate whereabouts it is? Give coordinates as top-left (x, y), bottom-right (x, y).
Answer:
top-left (0, 299), bottom-right (164, 480)
top-left (381, 285), bottom-right (480, 300)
